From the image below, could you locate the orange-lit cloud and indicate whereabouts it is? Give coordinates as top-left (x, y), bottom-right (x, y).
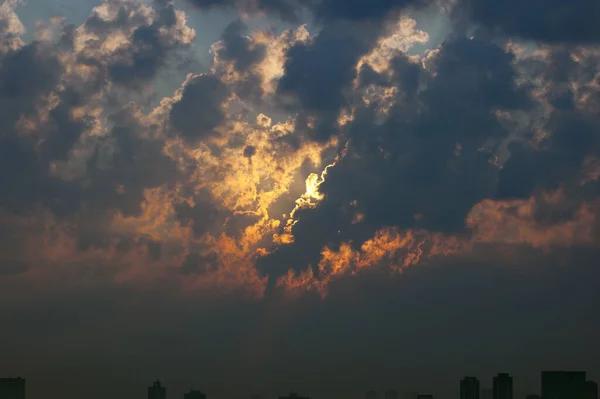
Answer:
top-left (356, 16), bottom-right (428, 75)
top-left (275, 187), bottom-right (600, 296)
top-left (276, 141), bottom-right (347, 244)
top-left (277, 227), bottom-right (470, 296)
top-left (467, 191), bottom-right (598, 249)
top-left (3, 0), bottom-right (600, 306)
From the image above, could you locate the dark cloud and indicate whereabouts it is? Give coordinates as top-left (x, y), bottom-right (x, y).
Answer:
top-left (84, 106), bottom-right (180, 217)
top-left (313, 0), bottom-right (433, 22)
top-left (277, 22), bottom-right (381, 142)
top-left (0, 0), bottom-right (194, 222)
top-left (454, 0), bottom-right (600, 43)
top-left (81, 3), bottom-right (147, 34)
top-left (495, 144), bottom-right (556, 200)
top-left (79, 0), bottom-right (194, 88)
top-left (174, 190), bottom-right (220, 237)
top-left (174, 188), bottom-right (261, 240)
top-left (107, 24), bottom-right (170, 86)
top-left (183, 0), bottom-right (301, 22)
top-left (184, 0), bottom-right (434, 24)
top-left (0, 137), bottom-right (53, 213)
top-left (169, 74), bottom-right (229, 142)
top-left (0, 261), bottom-right (28, 276)
top-left (423, 37), bottom-right (531, 119)
top-left (41, 102), bottom-right (95, 162)
top-left (181, 252), bottom-right (219, 274)
top-left (0, 42), bottom-right (61, 102)
top-left (3, 0), bottom-right (600, 397)
top-left (146, 239), bottom-right (163, 261)
top-left (497, 49), bottom-right (600, 201)
top-left (0, 41), bottom-right (83, 215)
top-left (209, 20), bottom-right (268, 104)
top-left (259, 37), bottom-right (533, 280)
top-left (243, 145), bottom-right (256, 158)
top-left (0, 42), bottom-right (63, 132)
top-left (218, 20), bottom-right (266, 72)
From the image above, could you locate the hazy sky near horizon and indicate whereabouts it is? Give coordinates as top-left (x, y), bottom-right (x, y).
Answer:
top-left (1, 0), bottom-right (600, 398)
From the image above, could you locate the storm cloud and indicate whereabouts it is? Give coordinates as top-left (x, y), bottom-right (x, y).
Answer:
top-left (1, 0), bottom-right (600, 397)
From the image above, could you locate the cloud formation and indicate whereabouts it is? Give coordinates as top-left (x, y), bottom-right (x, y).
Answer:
top-left (0, 0), bottom-right (599, 306)
top-left (3, 2), bottom-right (600, 399)
top-left (453, 0), bottom-right (600, 43)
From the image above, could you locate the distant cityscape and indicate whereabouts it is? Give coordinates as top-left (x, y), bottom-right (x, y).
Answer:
top-left (1, 371), bottom-right (598, 399)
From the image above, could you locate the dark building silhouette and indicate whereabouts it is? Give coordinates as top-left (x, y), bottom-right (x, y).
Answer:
top-left (525, 395), bottom-right (541, 399)
top-left (148, 380), bottom-right (166, 399)
top-left (585, 381), bottom-right (598, 399)
top-left (493, 373), bottom-right (513, 399)
top-left (461, 377), bottom-right (480, 399)
top-left (385, 390), bottom-right (399, 399)
top-left (541, 371), bottom-right (587, 399)
top-left (279, 392), bottom-right (309, 399)
top-left (184, 390), bottom-right (206, 399)
top-left (0, 378), bottom-right (25, 399)
top-left (417, 394), bottom-right (434, 399)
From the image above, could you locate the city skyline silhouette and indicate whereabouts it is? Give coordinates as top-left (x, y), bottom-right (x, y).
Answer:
top-left (1, 371), bottom-right (598, 399)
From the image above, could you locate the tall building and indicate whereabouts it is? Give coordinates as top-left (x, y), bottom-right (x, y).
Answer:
top-left (541, 371), bottom-right (587, 399)
top-left (0, 377), bottom-right (25, 399)
top-left (366, 390), bottom-right (378, 399)
top-left (184, 390), bottom-right (207, 399)
top-left (493, 373), bottom-right (513, 399)
top-left (385, 390), bottom-right (399, 399)
top-left (461, 377), bottom-right (480, 399)
top-left (585, 381), bottom-right (598, 399)
top-left (148, 380), bottom-right (166, 399)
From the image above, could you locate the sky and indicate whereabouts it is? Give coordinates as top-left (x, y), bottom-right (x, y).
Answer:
top-left (0, 0), bottom-right (600, 398)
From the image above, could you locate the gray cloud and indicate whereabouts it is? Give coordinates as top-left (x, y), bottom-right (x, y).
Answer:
top-left (84, 105), bottom-right (180, 218)
top-left (0, 260), bottom-right (28, 276)
top-left (0, 0), bottom-right (194, 217)
top-left (453, 0), bottom-right (600, 44)
top-left (313, 0), bottom-right (434, 22)
top-left (277, 22), bottom-right (382, 142)
top-left (183, 0), bottom-right (302, 22)
top-left (218, 20), bottom-right (266, 72)
top-left (1, 1), bottom-right (600, 397)
top-left (259, 36), bottom-right (533, 281)
top-left (169, 74), bottom-right (230, 142)
top-left (497, 48), bottom-right (600, 200)
top-left (184, 0), bottom-right (435, 24)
